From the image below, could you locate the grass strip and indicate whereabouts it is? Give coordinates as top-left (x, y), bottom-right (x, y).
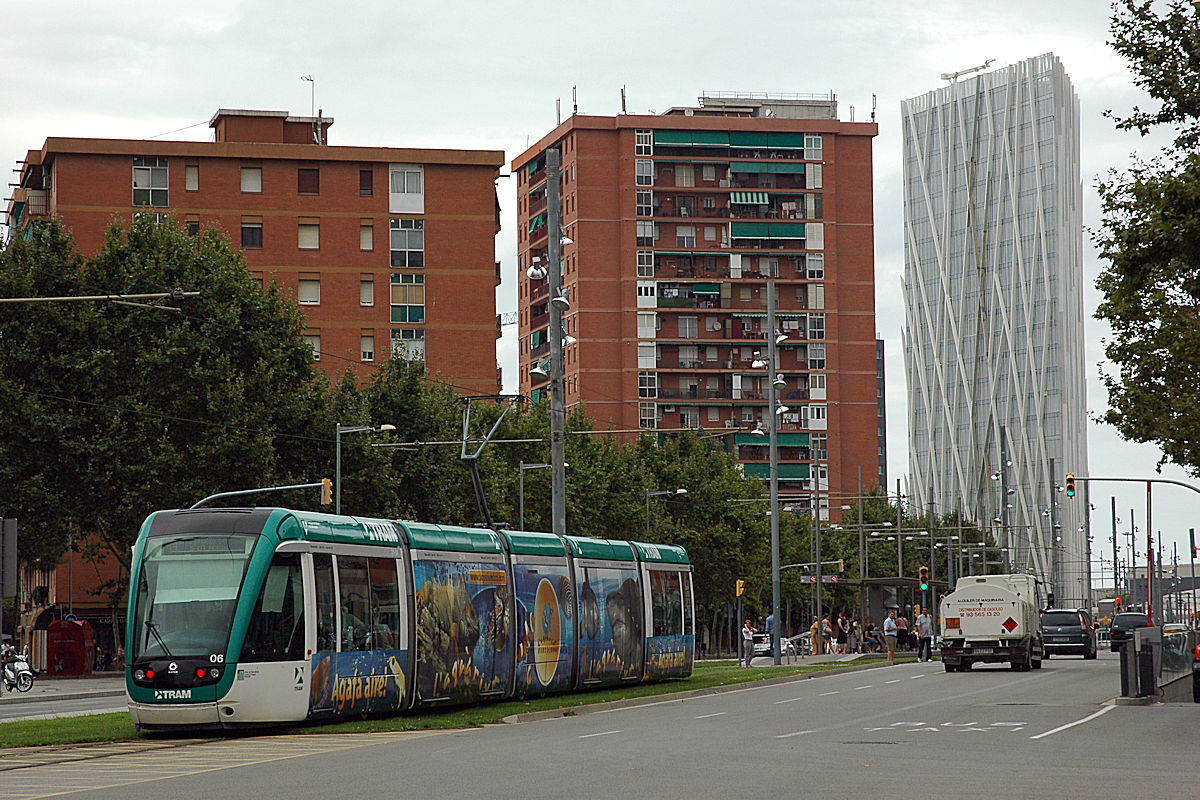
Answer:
top-left (0, 657), bottom-right (908, 749)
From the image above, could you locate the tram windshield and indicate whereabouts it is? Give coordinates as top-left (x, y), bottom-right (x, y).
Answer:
top-left (132, 533), bottom-right (256, 660)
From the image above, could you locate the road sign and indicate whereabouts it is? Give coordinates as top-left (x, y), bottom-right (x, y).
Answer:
top-left (801, 575), bottom-right (839, 583)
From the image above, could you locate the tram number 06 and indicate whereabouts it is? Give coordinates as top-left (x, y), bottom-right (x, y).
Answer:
top-left (210, 654), bottom-right (225, 664)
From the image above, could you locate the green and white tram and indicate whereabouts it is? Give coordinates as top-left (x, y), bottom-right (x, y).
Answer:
top-left (126, 507), bottom-right (694, 729)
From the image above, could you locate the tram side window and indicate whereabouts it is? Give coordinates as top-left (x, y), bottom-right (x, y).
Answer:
top-left (315, 554), bottom-right (337, 652)
top-left (338, 556), bottom-right (371, 651)
top-left (243, 552), bottom-right (305, 661)
top-left (368, 557), bottom-right (401, 650)
top-left (682, 572), bottom-right (694, 636)
top-left (649, 570), bottom-right (683, 637)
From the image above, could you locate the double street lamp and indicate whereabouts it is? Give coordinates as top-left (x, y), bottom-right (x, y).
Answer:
top-left (645, 488), bottom-right (687, 534)
top-left (335, 423), bottom-right (395, 514)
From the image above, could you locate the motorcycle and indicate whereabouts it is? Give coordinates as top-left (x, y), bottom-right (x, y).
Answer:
top-left (2, 647), bottom-right (36, 693)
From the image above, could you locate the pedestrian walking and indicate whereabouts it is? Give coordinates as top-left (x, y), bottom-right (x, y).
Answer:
top-left (836, 612), bottom-right (849, 655)
top-left (821, 614), bottom-right (834, 654)
top-left (896, 613), bottom-right (909, 651)
top-left (883, 609), bottom-right (898, 665)
top-left (916, 606), bottom-right (935, 662)
top-left (742, 619), bottom-right (756, 667)
top-left (808, 615), bottom-right (821, 656)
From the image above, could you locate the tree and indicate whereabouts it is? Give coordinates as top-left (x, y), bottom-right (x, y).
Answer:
top-left (1096, 1), bottom-right (1200, 471)
top-left (0, 216), bottom-right (327, 570)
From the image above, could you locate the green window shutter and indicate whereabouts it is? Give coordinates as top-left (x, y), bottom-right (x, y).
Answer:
top-left (767, 132), bottom-right (807, 149)
top-left (690, 130), bottom-right (730, 147)
top-left (653, 130), bottom-right (693, 145)
top-left (729, 162), bottom-right (771, 173)
top-left (731, 221), bottom-right (770, 238)
top-left (767, 222), bottom-right (806, 239)
top-left (729, 131), bottom-right (769, 147)
top-left (766, 162), bottom-right (806, 174)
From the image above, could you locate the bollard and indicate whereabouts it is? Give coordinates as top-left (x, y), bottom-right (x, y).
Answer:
top-left (1119, 644), bottom-right (1136, 697)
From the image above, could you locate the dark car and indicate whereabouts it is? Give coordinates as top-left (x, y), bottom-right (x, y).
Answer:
top-left (1109, 611), bottom-right (1153, 652)
top-left (1041, 608), bottom-right (1096, 659)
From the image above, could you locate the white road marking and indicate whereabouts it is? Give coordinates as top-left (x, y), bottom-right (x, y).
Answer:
top-left (773, 696), bottom-right (806, 705)
top-left (696, 712), bottom-right (726, 719)
top-left (853, 685), bottom-right (872, 690)
top-left (1029, 705), bottom-right (1115, 740)
top-left (776, 730), bottom-right (814, 738)
top-left (579, 730), bottom-right (623, 739)
top-left (819, 690), bottom-right (840, 696)
top-left (886, 679), bottom-right (901, 684)
top-left (910, 674), bottom-right (925, 679)
top-left (991, 722), bottom-right (1026, 727)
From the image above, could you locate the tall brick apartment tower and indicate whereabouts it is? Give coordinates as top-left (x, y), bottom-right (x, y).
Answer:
top-left (512, 94), bottom-right (880, 515)
top-left (6, 109), bottom-right (504, 391)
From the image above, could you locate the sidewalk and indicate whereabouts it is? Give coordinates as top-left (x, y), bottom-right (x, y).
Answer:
top-left (0, 673), bottom-right (126, 705)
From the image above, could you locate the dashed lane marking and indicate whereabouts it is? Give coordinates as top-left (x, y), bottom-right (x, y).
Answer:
top-left (695, 712), bottom-right (726, 719)
top-left (775, 730), bottom-right (813, 739)
top-left (579, 730), bottom-right (622, 739)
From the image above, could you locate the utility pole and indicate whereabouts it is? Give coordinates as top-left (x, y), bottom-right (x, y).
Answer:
top-left (1112, 498), bottom-right (1119, 601)
top-left (546, 147), bottom-right (566, 537)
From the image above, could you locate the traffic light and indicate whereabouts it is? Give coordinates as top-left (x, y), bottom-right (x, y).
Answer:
top-left (1114, 597), bottom-right (1122, 611)
top-left (1064, 473), bottom-right (1075, 497)
top-left (736, 579), bottom-right (746, 597)
top-left (1191, 528), bottom-right (1196, 559)
top-left (838, 559), bottom-right (844, 573)
top-left (918, 565), bottom-right (929, 592)
top-left (321, 477), bottom-right (333, 505)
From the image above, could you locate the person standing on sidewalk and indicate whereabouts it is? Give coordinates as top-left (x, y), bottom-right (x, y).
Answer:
top-left (808, 616), bottom-right (821, 655)
top-left (915, 606), bottom-right (935, 662)
top-left (742, 619), bottom-right (756, 667)
top-left (765, 611), bottom-right (776, 657)
top-left (883, 609), bottom-right (898, 665)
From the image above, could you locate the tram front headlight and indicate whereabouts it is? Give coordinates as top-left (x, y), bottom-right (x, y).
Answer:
top-left (209, 668), bottom-right (220, 680)
top-left (134, 669), bottom-right (145, 681)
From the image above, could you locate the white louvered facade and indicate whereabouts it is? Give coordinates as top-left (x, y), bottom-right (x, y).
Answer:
top-left (901, 54), bottom-right (1089, 606)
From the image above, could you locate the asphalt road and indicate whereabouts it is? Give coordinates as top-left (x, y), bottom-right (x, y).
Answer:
top-left (2, 651), bottom-right (1196, 799)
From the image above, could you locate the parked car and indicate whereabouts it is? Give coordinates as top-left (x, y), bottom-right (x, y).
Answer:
top-left (1109, 611), bottom-right (1153, 652)
top-left (1041, 608), bottom-right (1096, 659)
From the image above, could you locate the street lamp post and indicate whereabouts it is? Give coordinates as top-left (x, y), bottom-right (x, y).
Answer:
top-left (646, 488), bottom-right (687, 535)
top-left (335, 423), bottom-right (396, 515)
top-left (519, 461), bottom-right (566, 529)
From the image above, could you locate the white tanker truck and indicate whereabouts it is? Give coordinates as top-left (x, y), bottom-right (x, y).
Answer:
top-left (939, 574), bottom-right (1046, 672)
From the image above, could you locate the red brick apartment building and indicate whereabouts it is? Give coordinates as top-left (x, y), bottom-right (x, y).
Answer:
top-left (512, 94), bottom-right (882, 513)
top-left (6, 109), bottom-right (505, 390)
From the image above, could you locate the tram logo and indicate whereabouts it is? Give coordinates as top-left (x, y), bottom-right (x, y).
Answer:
top-left (154, 689), bottom-right (192, 700)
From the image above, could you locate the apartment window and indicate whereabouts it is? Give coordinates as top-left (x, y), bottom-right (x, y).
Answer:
top-left (361, 334), bottom-right (375, 362)
top-left (811, 374), bottom-right (826, 390)
top-left (392, 328), bottom-right (425, 364)
top-left (810, 404), bottom-right (827, 421)
top-left (241, 166), bottom-right (263, 193)
top-left (676, 225), bottom-right (695, 248)
top-left (811, 433), bottom-right (828, 460)
top-left (132, 156), bottom-right (168, 207)
top-left (808, 343), bottom-right (826, 370)
top-left (360, 169), bottom-right (374, 196)
top-left (241, 219), bottom-right (263, 249)
top-left (298, 168), bottom-right (320, 195)
top-left (810, 284), bottom-right (825, 309)
top-left (804, 134), bottom-right (823, 160)
top-left (636, 159), bottom-right (653, 186)
top-left (704, 226), bottom-right (717, 242)
top-left (186, 220), bottom-right (200, 237)
top-left (638, 342), bottom-right (657, 368)
top-left (635, 129), bottom-right (652, 156)
top-left (185, 165), bottom-right (199, 192)
top-left (250, 271), bottom-right (264, 290)
top-left (303, 333), bottom-right (321, 361)
top-left (298, 222), bottom-right (320, 250)
top-left (389, 164), bottom-right (424, 213)
top-left (637, 250), bottom-right (654, 278)
top-left (638, 371), bottom-right (657, 398)
top-left (390, 218), bottom-right (424, 268)
top-left (638, 311), bottom-right (657, 338)
top-left (636, 220), bottom-right (656, 247)
top-left (807, 253), bottom-right (825, 279)
top-left (639, 402), bottom-right (658, 429)
top-left (360, 277), bottom-right (374, 306)
top-left (808, 313), bottom-right (825, 340)
top-left (360, 221), bottom-right (374, 251)
top-left (636, 190), bottom-right (653, 217)
top-left (676, 164), bottom-right (694, 187)
top-left (298, 277), bottom-right (320, 305)
top-left (739, 286), bottom-right (752, 301)
top-left (702, 164), bottom-right (716, 182)
top-left (390, 273), bottom-right (425, 322)
top-left (679, 316), bottom-right (698, 338)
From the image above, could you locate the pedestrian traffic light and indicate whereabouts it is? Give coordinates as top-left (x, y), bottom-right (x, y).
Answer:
top-left (321, 477), bottom-right (333, 505)
top-left (1064, 473), bottom-right (1075, 497)
top-left (918, 565), bottom-right (929, 591)
top-left (736, 579), bottom-right (746, 597)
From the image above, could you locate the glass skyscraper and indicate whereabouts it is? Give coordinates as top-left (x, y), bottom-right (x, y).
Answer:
top-left (901, 54), bottom-right (1089, 605)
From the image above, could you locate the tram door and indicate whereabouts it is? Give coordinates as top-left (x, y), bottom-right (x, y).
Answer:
top-left (307, 551), bottom-right (410, 718)
top-left (222, 547), bottom-right (310, 723)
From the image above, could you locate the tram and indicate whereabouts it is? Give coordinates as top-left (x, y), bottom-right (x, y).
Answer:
top-left (125, 507), bottom-right (694, 729)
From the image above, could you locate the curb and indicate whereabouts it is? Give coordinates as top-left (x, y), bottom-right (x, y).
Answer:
top-left (501, 658), bottom-right (905, 725)
top-left (1, 690), bottom-right (126, 706)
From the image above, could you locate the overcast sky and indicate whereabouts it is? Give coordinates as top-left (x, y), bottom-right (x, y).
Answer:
top-left (5, 1), bottom-right (1194, 585)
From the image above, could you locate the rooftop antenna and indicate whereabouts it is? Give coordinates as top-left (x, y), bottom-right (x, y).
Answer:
top-left (621, 85), bottom-right (626, 114)
top-left (872, 93), bottom-right (877, 122)
top-left (940, 58), bottom-right (995, 83)
top-left (301, 74), bottom-right (315, 116)
top-left (556, 98), bottom-right (561, 126)
top-left (573, 85), bottom-right (578, 115)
